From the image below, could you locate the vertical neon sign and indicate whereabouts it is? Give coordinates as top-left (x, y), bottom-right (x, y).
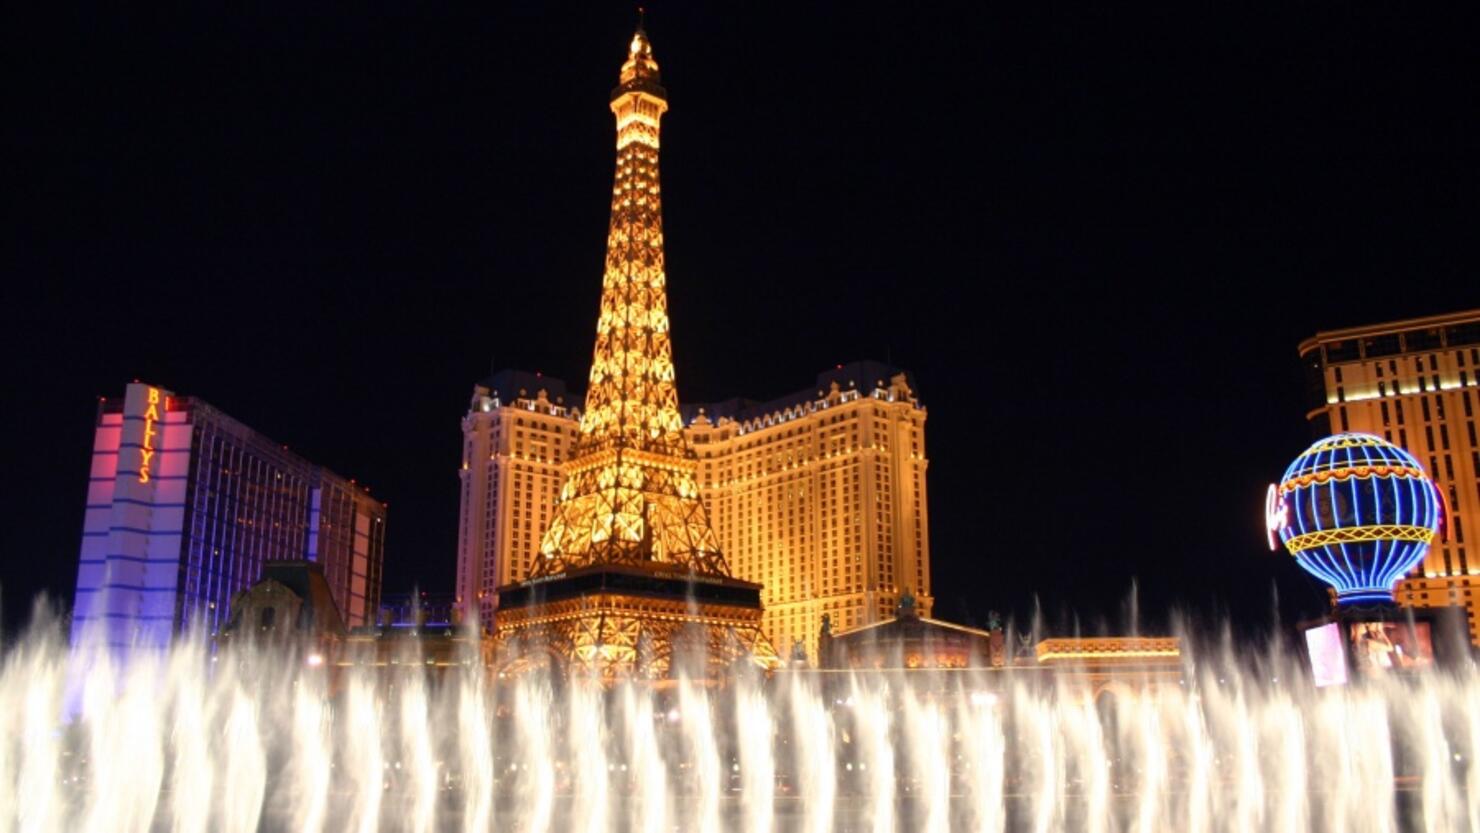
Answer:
top-left (139, 386), bottom-right (161, 484)
top-left (1264, 483), bottom-right (1287, 550)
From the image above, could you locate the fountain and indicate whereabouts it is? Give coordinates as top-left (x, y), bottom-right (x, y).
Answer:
top-left (1, 604), bottom-right (1477, 833)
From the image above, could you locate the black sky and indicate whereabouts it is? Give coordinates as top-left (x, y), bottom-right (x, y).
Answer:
top-left (5, 3), bottom-right (1478, 636)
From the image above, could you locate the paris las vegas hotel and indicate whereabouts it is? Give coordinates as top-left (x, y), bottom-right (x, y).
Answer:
top-left (451, 22), bottom-right (932, 663)
top-left (455, 362), bottom-right (931, 661)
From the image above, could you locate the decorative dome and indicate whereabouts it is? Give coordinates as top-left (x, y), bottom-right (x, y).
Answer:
top-left (1270, 433), bottom-right (1442, 604)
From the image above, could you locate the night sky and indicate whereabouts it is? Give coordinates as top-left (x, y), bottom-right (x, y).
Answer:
top-left (6, 4), bottom-right (1477, 637)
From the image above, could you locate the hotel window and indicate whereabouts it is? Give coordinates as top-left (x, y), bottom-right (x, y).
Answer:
top-left (1363, 335), bottom-right (1403, 358)
top-left (1326, 340), bottom-right (1360, 362)
top-left (1407, 328), bottom-right (1443, 351)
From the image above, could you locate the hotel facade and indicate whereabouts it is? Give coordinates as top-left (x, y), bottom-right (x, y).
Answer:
top-left (1300, 309), bottom-right (1480, 644)
top-left (455, 361), bottom-right (932, 661)
top-left (73, 382), bottom-right (387, 650)
top-left (454, 370), bottom-right (580, 627)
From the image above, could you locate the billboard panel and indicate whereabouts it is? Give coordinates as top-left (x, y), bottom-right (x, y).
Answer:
top-left (1349, 621), bottom-right (1434, 675)
top-left (1305, 622), bottom-right (1349, 687)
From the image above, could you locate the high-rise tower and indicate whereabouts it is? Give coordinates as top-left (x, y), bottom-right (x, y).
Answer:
top-left (492, 23), bottom-right (777, 680)
top-left (533, 25), bottom-right (724, 578)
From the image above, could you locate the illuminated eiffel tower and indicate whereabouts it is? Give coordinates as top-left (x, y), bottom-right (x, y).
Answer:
top-left (494, 20), bottom-right (778, 681)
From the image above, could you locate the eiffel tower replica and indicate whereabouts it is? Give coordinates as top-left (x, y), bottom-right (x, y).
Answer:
top-left (493, 20), bottom-right (778, 682)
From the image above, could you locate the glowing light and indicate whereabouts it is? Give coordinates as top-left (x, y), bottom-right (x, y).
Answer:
top-left (1272, 433), bottom-right (1441, 605)
top-left (138, 386), bottom-right (161, 484)
top-left (1035, 649), bottom-right (1181, 662)
top-left (1279, 463), bottom-right (1427, 492)
top-left (1034, 637), bottom-right (1180, 663)
top-left (1328, 375), bottom-right (1476, 404)
top-left (530, 28), bottom-right (726, 582)
top-left (1283, 524), bottom-right (1435, 553)
top-left (1264, 483), bottom-right (1287, 551)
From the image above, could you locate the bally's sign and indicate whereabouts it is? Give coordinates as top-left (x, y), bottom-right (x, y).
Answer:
top-left (138, 386), bottom-right (162, 484)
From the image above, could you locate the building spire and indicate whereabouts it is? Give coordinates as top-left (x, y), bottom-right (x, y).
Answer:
top-left (532, 22), bottom-right (728, 579)
top-left (615, 9), bottom-right (665, 108)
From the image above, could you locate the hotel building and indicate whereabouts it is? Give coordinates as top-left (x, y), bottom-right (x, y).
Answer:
top-left (73, 382), bottom-right (386, 650)
top-left (454, 370), bottom-right (581, 627)
top-left (1300, 309), bottom-right (1480, 644)
top-left (455, 360), bottom-right (931, 660)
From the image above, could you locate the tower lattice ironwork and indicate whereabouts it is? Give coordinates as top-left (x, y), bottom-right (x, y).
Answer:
top-left (532, 25), bottom-right (726, 579)
top-left (494, 22), bottom-right (777, 681)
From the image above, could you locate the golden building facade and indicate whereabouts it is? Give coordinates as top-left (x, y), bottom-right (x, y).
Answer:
top-left (454, 360), bottom-right (933, 663)
top-left (689, 362), bottom-right (932, 662)
top-left (454, 371), bottom-right (579, 627)
top-left (1300, 309), bottom-right (1480, 643)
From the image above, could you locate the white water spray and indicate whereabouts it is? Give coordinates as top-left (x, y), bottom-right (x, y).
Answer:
top-left (1, 617), bottom-right (1477, 832)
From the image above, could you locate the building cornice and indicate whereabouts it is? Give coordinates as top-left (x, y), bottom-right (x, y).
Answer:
top-left (1299, 308), bottom-right (1480, 356)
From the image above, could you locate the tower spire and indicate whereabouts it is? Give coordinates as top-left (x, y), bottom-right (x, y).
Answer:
top-left (532, 21), bottom-right (727, 579)
top-left (614, 11), bottom-right (665, 111)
